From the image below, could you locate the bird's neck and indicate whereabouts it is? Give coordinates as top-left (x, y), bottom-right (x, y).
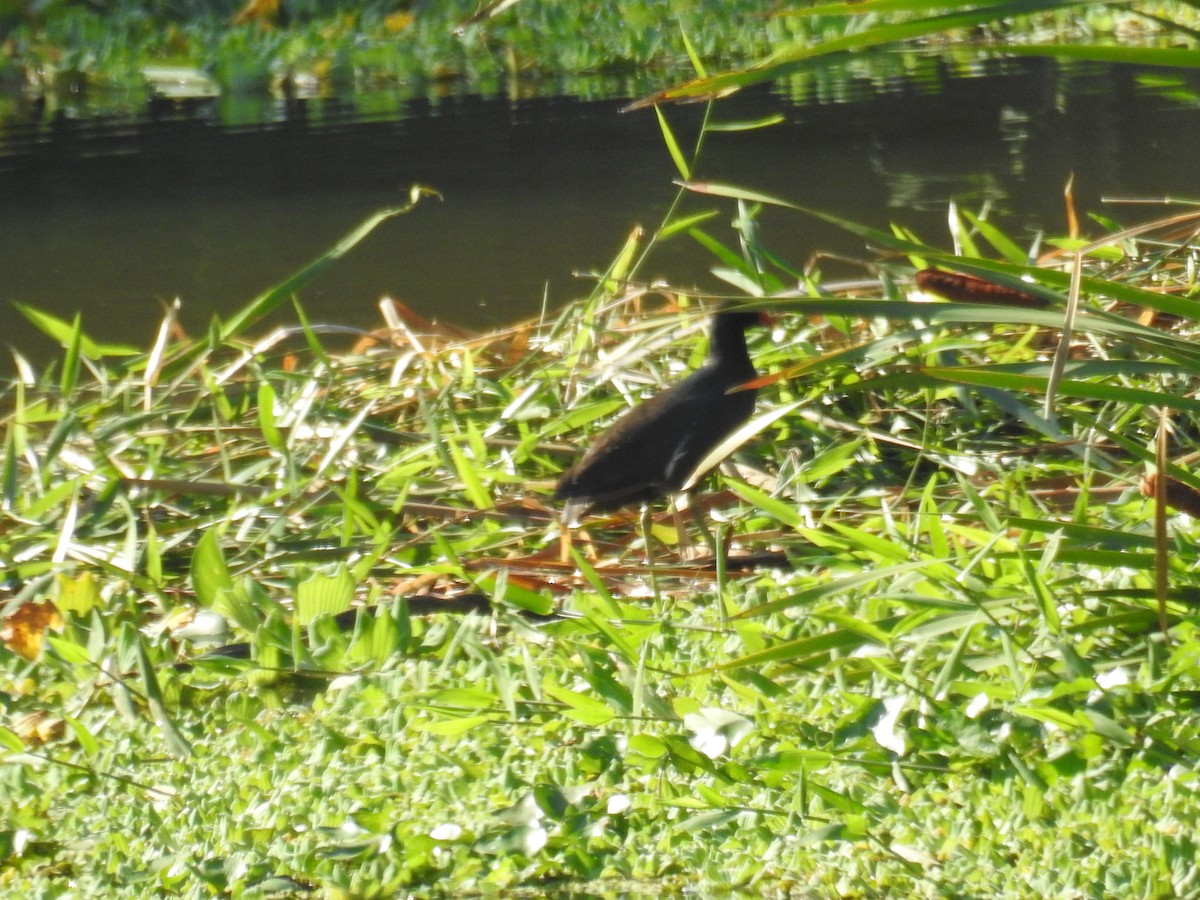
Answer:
top-left (708, 320), bottom-right (753, 371)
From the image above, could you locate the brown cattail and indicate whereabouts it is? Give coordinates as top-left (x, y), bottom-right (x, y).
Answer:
top-left (1141, 472), bottom-right (1200, 518)
top-left (916, 269), bottom-right (1048, 309)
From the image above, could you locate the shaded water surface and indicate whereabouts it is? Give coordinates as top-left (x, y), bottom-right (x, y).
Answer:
top-left (1, 58), bottom-right (1198, 358)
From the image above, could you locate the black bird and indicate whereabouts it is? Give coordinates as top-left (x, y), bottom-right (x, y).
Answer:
top-left (555, 308), bottom-right (767, 538)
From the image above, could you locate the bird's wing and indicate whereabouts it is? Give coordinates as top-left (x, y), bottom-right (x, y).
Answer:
top-left (560, 383), bottom-right (718, 499)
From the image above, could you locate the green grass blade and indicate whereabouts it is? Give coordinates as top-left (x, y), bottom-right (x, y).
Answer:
top-left (1003, 44), bottom-right (1200, 67)
top-left (655, 105), bottom-right (691, 181)
top-left (59, 314), bottom-right (83, 404)
top-left (925, 367), bottom-right (1200, 415)
top-left (13, 303), bottom-right (138, 357)
top-left (135, 634), bottom-right (193, 758)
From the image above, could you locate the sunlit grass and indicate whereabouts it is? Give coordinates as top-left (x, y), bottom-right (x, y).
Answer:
top-left (3, 171), bottom-right (1200, 893)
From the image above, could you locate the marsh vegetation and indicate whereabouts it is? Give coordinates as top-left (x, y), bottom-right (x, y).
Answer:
top-left (4, 2), bottom-right (1200, 896)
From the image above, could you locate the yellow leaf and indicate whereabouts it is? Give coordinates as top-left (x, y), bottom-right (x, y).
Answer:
top-left (385, 11), bottom-right (414, 32)
top-left (1, 601), bottom-right (64, 660)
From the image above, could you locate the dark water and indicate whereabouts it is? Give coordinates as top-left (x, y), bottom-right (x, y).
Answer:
top-left (1, 58), bottom-right (1198, 361)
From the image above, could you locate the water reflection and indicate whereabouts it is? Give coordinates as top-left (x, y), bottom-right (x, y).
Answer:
top-left (0, 57), bottom-right (1197, 360)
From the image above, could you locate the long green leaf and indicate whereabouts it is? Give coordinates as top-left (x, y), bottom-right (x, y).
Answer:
top-left (1003, 44), bottom-right (1200, 67)
top-left (136, 635), bottom-right (193, 758)
top-left (925, 367), bottom-right (1200, 415)
top-left (736, 561), bottom-right (933, 619)
top-left (655, 105), bottom-right (691, 181)
top-left (712, 630), bottom-right (874, 673)
top-left (542, 680), bottom-right (616, 726)
top-left (13, 303), bottom-right (139, 357)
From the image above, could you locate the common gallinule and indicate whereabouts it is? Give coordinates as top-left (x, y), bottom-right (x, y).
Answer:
top-left (555, 307), bottom-right (767, 543)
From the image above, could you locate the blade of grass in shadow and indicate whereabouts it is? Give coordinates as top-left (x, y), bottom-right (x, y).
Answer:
top-left (1091, 423), bottom-right (1200, 495)
top-left (1, 415), bottom-right (18, 511)
top-left (291, 296), bottom-right (333, 367)
top-left (925, 250), bottom-right (1200, 324)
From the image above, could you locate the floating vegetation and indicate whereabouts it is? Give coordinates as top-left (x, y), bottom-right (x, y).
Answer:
top-left (2, 0), bottom-right (1198, 113)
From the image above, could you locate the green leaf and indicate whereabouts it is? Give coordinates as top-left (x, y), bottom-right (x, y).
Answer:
top-left (136, 634), bottom-right (193, 758)
top-left (707, 114), bottom-right (785, 133)
top-left (727, 480), bottom-right (802, 529)
top-left (2, 415), bottom-right (18, 511)
top-left (345, 604), bottom-right (409, 667)
top-left (428, 688), bottom-right (499, 710)
top-left (654, 105), bottom-right (690, 181)
top-left (962, 209), bottom-right (1028, 264)
top-left (0, 726), bottom-right (25, 753)
top-left (603, 225), bottom-right (644, 292)
top-left (46, 635), bottom-right (92, 666)
top-left (191, 528), bottom-right (233, 609)
top-left (542, 680), bottom-right (616, 726)
top-left (295, 565), bottom-right (355, 626)
top-left (808, 782), bottom-right (868, 816)
top-left (55, 571), bottom-right (101, 616)
top-left (736, 561), bottom-right (931, 619)
top-left (677, 21), bottom-right (707, 78)
top-left (13, 303), bottom-right (139, 357)
top-left (1083, 710), bottom-right (1135, 748)
top-left (410, 714), bottom-right (499, 736)
top-left (478, 570), bottom-right (554, 616)
top-left (59, 314), bottom-right (83, 403)
top-left (633, 0), bottom-right (1102, 106)
top-left (753, 750), bottom-right (834, 773)
top-left (448, 438), bottom-right (491, 510)
top-left (64, 714), bottom-right (100, 757)
top-left (714, 630), bottom-right (874, 673)
top-left (1003, 44), bottom-right (1200, 68)
top-left (1013, 705), bottom-right (1080, 730)
top-left (924, 367), bottom-right (1200, 415)
top-left (678, 809), bottom-right (740, 832)
top-left (628, 734), bottom-right (669, 758)
top-left (257, 382), bottom-right (285, 452)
